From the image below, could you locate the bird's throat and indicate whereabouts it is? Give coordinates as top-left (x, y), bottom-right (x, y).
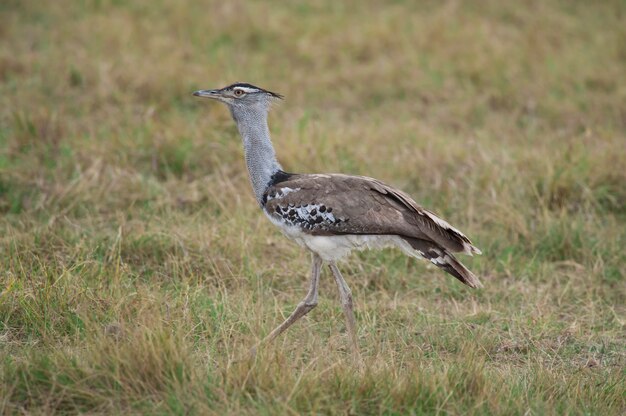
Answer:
top-left (231, 106), bottom-right (282, 205)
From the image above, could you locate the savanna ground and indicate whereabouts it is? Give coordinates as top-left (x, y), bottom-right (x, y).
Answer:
top-left (1, 0), bottom-right (625, 414)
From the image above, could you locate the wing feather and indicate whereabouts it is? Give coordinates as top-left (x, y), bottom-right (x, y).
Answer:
top-left (263, 173), bottom-right (481, 255)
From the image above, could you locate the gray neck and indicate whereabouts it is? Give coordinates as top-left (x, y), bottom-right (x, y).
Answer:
top-left (230, 104), bottom-right (282, 205)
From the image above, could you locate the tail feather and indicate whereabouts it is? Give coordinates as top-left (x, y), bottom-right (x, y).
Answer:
top-left (433, 251), bottom-right (483, 288)
top-left (403, 237), bottom-right (483, 288)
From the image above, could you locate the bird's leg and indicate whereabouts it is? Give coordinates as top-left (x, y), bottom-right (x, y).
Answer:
top-left (329, 263), bottom-right (359, 356)
top-left (250, 254), bottom-right (323, 356)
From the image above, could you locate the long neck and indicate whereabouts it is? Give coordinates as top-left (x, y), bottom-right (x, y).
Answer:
top-left (230, 105), bottom-right (282, 205)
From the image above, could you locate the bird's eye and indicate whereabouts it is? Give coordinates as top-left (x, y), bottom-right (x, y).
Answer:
top-left (234, 89), bottom-right (244, 96)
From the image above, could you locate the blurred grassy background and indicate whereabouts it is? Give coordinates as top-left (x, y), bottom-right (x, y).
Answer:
top-left (1, 0), bottom-right (625, 414)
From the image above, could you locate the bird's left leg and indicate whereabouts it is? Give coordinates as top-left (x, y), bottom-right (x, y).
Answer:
top-left (329, 263), bottom-right (359, 355)
top-left (249, 253), bottom-right (323, 356)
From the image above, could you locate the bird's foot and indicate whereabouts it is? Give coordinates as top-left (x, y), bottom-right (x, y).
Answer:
top-left (248, 344), bottom-right (258, 359)
top-left (228, 343), bottom-right (260, 364)
top-left (351, 347), bottom-right (365, 372)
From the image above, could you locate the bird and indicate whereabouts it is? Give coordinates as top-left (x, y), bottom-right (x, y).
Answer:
top-left (193, 82), bottom-right (482, 355)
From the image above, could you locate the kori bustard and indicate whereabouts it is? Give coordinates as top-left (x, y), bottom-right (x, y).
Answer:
top-left (194, 83), bottom-right (482, 354)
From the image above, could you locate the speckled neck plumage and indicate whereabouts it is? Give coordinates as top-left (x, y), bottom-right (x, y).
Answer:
top-left (230, 104), bottom-right (282, 205)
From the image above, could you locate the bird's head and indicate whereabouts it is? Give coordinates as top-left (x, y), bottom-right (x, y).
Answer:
top-left (193, 83), bottom-right (282, 111)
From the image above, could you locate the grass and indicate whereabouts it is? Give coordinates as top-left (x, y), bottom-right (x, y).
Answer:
top-left (1, 0), bottom-right (625, 414)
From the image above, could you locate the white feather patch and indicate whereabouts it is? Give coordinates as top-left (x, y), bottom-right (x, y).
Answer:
top-left (234, 86), bottom-right (260, 94)
top-left (266, 187), bottom-right (301, 201)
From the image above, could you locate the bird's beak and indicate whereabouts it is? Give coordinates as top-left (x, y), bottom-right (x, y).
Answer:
top-left (192, 89), bottom-right (222, 99)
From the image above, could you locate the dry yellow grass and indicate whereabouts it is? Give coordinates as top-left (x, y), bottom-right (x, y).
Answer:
top-left (1, 0), bottom-right (625, 414)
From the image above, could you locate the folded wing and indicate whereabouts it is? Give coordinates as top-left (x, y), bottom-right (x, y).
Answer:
top-left (263, 173), bottom-right (481, 256)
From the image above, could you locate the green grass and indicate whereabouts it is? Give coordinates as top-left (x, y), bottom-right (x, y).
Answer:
top-left (1, 0), bottom-right (625, 414)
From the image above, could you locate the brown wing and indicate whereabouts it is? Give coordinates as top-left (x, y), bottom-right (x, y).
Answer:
top-left (263, 173), bottom-right (481, 255)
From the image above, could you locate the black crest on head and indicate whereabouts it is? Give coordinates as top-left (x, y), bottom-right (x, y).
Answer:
top-left (225, 82), bottom-right (283, 99)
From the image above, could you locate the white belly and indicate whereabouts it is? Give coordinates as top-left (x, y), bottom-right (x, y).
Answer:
top-left (265, 211), bottom-right (417, 261)
top-left (301, 234), bottom-right (415, 261)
